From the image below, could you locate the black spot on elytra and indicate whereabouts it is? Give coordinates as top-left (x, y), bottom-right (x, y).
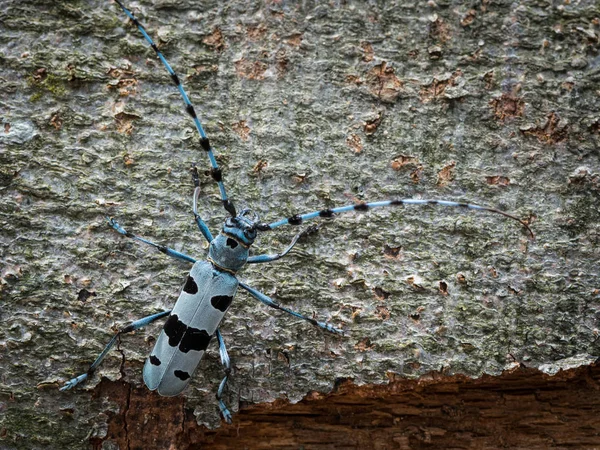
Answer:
top-left (179, 328), bottom-right (211, 353)
top-left (164, 314), bottom-right (187, 347)
top-left (183, 275), bottom-right (198, 294)
top-left (174, 370), bottom-right (190, 380)
top-left (149, 355), bottom-right (161, 366)
top-left (211, 295), bottom-right (233, 312)
top-left (226, 238), bottom-right (238, 249)
top-left (164, 314), bottom-right (212, 352)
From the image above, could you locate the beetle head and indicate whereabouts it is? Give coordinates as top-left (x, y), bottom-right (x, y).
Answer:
top-left (222, 208), bottom-right (258, 246)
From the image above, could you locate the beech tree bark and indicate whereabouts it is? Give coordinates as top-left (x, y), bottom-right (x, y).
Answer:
top-left (1, 0), bottom-right (598, 448)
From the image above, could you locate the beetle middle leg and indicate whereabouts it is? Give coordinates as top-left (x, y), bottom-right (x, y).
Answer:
top-left (240, 282), bottom-right (343, 335)
top-left (61, 310), bottom-right (171, 391)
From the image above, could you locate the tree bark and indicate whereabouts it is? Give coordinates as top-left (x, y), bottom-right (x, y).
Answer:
top-left (1, 0), bottom-right (598, 448)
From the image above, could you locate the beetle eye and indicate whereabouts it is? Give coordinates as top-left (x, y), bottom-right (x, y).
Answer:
top-left (244, 229), bottom-right (257, 240)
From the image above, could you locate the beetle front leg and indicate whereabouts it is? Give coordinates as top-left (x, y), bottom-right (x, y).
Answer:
top-left (108, 218), bottom-right (197, 264)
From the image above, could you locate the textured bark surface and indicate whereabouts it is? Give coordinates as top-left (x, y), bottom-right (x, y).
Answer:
top-left (1, 0), bottom-right (599, 448)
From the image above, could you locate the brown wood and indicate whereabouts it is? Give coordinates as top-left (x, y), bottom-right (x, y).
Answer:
top-left (93, 363), bottom-right (600, 449)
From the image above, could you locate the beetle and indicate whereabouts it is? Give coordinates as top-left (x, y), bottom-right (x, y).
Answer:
top-left (60, 0), bottom-right (533, 423)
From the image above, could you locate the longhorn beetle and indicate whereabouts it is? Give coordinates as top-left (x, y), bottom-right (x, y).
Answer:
top-left (60, 0), bottom-right (534, 423)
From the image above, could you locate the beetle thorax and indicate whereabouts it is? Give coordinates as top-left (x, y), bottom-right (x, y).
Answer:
top-left (208, 211), bottom-right (257, 273)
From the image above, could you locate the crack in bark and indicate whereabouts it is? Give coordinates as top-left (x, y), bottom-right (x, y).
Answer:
top-left (181, 398), bottom-right (185, 437)
top-left (116, 336), bottom-right (126, 379)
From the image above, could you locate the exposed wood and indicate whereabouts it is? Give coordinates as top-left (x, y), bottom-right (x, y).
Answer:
top-left (94, 363), bottom-right (600, 449)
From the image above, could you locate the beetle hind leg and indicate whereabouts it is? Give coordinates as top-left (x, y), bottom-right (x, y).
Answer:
top-left (215, 328), bottom-right (233, 424)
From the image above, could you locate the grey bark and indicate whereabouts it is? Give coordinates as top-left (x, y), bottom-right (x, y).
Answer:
top-left (0, 0), bottom-right (598, 448)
